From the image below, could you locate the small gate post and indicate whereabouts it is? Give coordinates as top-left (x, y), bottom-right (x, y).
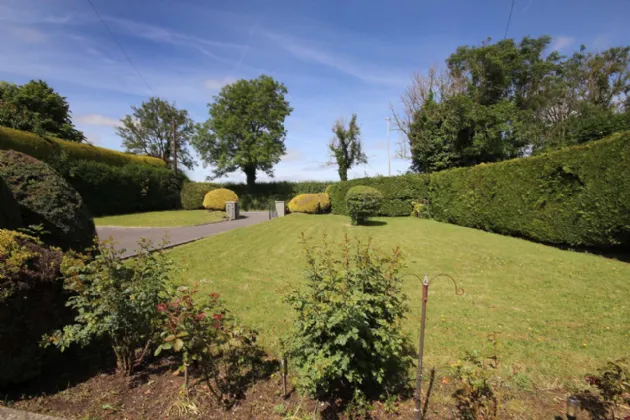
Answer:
top-left (275, 201), bottom-right (286, 217)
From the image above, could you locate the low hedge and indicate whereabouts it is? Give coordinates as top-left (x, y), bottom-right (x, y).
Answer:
top-left (64, 160), bottom-right (183, 216)
top-left (330, 131), bottom-right (630, 249)
top-left (0, 150), bottom-right (96, 251)
top-left (181, 181), bottom-right (332, 211)
top-left (345, 186), bottom-right (383, 225)
top-left (0, 230), bottom-right (70, 388)
top-left (203, 188), bottom-right (238, 211)
top-left (330, 174), bottom-right (430, 216)
top-left (288, 193), bottom-right (330, 214)
top-left (0, 126), bottom-right (165, 168)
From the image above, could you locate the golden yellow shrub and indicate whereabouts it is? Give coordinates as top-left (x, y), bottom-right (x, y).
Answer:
top-left (288, 193), bottom-right (330, 214)
top-left (202, 188), bottom-right (238, 210)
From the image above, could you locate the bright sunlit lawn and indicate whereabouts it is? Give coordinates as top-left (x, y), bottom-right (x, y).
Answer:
top-left (94, 210), bottom-right (226, 227)
top-left (167, 213), bottom-right (630, 388)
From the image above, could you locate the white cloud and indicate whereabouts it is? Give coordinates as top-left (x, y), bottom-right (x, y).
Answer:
top-left (281, 148), bottom-right (304, 162)
top-left (263, 31), bottom-right (407, 86)
top-left (550, 36), bottom-right (575, 52)
top-left (204, 77), bottom-right (237, 90)
top-left (8, 27), bottom-right (48, 43)
top-left (75, 114), bottom-right (122, 127)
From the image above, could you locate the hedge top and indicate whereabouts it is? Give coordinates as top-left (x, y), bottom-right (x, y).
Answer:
top-left (0, 126), bottom-right (166, 168)
top-left (203, 188), bottom-right (238, 211)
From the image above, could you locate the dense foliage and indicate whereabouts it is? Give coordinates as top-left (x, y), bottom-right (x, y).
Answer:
top-left (193, 75), bottom-right (293, 186)
top-left (44, 239), bottom-right (174, 375)
top-left (181, 181), bottom-right (330, 210)
top-left (394, 37), bottom-right (630, 173)
top-left (118, 97), bottom-right (196, 170)
top-left (345, 186), bottom-right (384, 225)
top-left (203, 188), bottom-right (238, 211)
top-left (329, 114), bottom-right (367, 181)
top-left (0, 126), bottom-right (166, 167)
top-left (283, 235), bottom-right (413, 401)
top-left (0, 150), bottom-right (96, 251)
top-left (0, 176), bottom-right (22, 230)
top-left (65, 160), bottom-right (183, 216)
top-left (0, 230), bottom-right (68, 387)
top-left (331, 132), bottom-right (630, 249)
top-left (287, 193), bottom-right (330, 214)
top-left (0, 80), bottom-right (84, 142)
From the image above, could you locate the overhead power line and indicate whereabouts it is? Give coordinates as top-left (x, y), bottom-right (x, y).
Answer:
top-left (85, 0), bottom-right (155, 96)
top-left (504, 0), bottom-right (516, 40)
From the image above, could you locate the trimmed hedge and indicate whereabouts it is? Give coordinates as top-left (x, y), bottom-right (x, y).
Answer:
top-left (288, 193), bottom-right (330, 214)
top-left (0, 176), bottom-right (22, 230)
top-left (330, 131), bottom-right (630, 249)
top-left (0, 151), bottom-right (96, 251)
top-left (203, 188), bottom-right (238, 211)
top-left (346, 186), bottom-right (384, 225)
top-left (64, 160), bottom-right (183, 216)
top-left (181, 181), bottom-right (332, 211)
top-left (0, 126), bottom-right (165, 168)
top-left (428, 132), bottom-right (630, 248)
top-left (330, 174), bottom-right (430, 216)
top-left (0, 230), bottom-right (70, 387)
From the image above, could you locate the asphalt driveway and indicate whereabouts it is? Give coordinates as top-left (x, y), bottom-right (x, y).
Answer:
top-left (96, 211), bottom-right (269, 258)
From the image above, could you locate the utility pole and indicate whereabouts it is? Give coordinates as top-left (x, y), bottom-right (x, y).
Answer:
top-left (385, 116), bottom-right (391, 176)
top-left (171, 118), bottom-right (178, 175)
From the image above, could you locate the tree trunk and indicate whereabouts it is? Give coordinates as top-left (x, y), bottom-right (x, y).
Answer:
top-left (244, 165), bottom-right (257, 187)
top-left (338, 167), bottom-right (348, 182)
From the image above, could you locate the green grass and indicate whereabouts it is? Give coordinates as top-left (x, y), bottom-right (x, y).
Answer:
top-left (167, 214), bottom-right (630, 386)
top-left (95, 210), bottom-right (226, 227)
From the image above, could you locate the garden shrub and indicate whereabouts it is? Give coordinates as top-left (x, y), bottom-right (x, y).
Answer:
top-left (585, 358), bottom-right (630, 419)
top-left (345, 186), bottom-right (384, 225)
top-left (410, 199), bottom-right (431, 219)
top-left (0, 176), bottom-right (22, 230)
top-left (0, 230), bottom-right (69, 388)
top-left (283, 234), bottom-right (413, 401)
top-left (0, 126), bottom-right (165, 167)
top-left (44, 238), bottom-right (174, 375)
top-left (65, 160), bottom-right (183, 216)
top-left (287, 193), bottom-right (330, 214)
top-left (203, 188), bottom-right (238, 211)
top-left (330, 174), bottom-right (430, 216)
top-left (0, 150), bottom-right (96, 251)
top-left (156, 286), bottom-right (266, 408)
top-left (180, 181), bottom-right (219, 210)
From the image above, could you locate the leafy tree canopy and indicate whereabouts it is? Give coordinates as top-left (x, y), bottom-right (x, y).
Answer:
top-left (192, 75), bottom-right (293, 186)
top-left (329, 114), bottom-right (367, 181)
top-left (395, 36), bottom-right (630, 173)
top-left (117, 97), bottom-right (195, 170)
top-left (0, 80), bottom-right (85, 142)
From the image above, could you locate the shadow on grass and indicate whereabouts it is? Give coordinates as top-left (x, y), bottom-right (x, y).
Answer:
top-left (360, 220), bottom-right (388, 227)
top-left (574, 390), bottom-right (611, 420)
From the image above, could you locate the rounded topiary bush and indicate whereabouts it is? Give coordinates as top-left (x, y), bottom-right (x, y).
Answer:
top-left (288, 193), bottom-right (331, 214)
top-left (345, 186), bottom-right (384, 225)
top-left (0, 229), bottom-right (70, 387)
top-left (0, 176), bottom-right (22, 230)
top-left (0, 150), bottom-right (96, 251)
top-left (203, 188), bottom-right (238, 211)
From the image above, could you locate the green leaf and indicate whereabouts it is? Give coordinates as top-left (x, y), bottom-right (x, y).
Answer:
top-left (174, 338), bottom-right (184, 351)
top-left (154, 345), bottom-right (163, 357)
top-left (165, 334), bottom-right (176, 342)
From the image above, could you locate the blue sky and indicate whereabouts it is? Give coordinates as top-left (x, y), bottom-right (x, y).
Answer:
top-left (1, 0), bottom-right (629, 182)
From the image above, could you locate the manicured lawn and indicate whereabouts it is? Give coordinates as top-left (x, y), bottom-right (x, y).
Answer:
top-left (167, 214), bottom-right (630, 387)
top-left (94, 210), bottom-right (226, 227)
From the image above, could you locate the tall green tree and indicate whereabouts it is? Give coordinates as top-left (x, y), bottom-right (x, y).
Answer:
top-left (117, 97), bottom-right (195, 170)
top-left (397, 36), bottom-right (630, 173)
top-left (0, 80), bottom-right (85, 142)
top-left (192, 75), bottom-right (293, 186)
top-left (329, 114), bottom-right (367, 181)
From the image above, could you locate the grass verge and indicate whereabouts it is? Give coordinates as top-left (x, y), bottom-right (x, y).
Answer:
top-left (94, 210), bottom-right (226, 227)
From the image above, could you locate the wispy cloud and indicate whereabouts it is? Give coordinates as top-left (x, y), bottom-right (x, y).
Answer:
top-left (7, 26), bottom-right (48, 43)
top-left (263, 31), bottom-right (407, 86)
top-left (281, 148), bottom-right (304, 163)
top-left (204, 77), bottom-right (237, 90)
top-left (75, 114), bottom-right (122, 127)
top-left (550, 36), bottom-right (575, 52)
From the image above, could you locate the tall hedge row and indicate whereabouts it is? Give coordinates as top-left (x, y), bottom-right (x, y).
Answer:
top-left (181, 181), bottom-right (331, 210)
top-left (0, 127), bottom-right (181, 216)
top-left (331, 132), bottom-right (630, 249)
top-left (0, 126), bottom-right (165, 167)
